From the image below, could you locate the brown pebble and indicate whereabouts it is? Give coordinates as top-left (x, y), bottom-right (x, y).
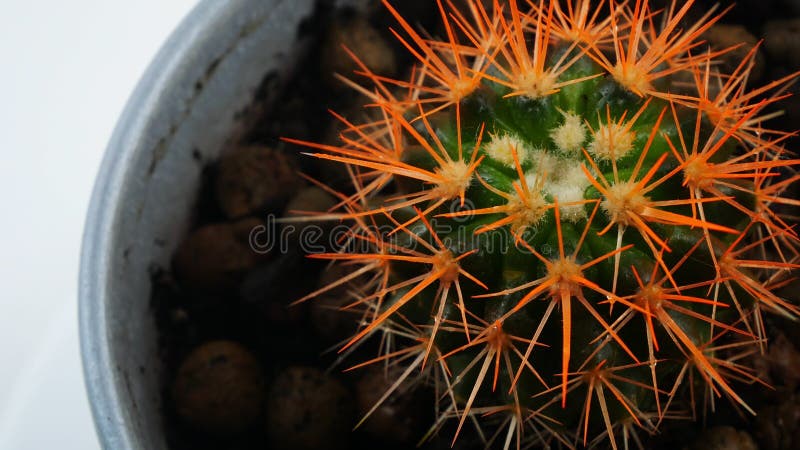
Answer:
top-left (173, 218), bottom-right (265, 293)
top-left (172, 340), bottom-right (265, 435)
top-left (765, 19), bottom-right (800, 69)
top-left (767, 333), bottom-right (800, 389)
top-left (317, 263), bottom-right (357, 299)
top-left (704, 24), bottom-right (764, 82)
top-left (756, 393), bottom-right (800, 450)
top-left (691, 426), bottom-right (759, 450)
top-left (239, 255), bottom-right (308, 324)
top-left (265, 366), bottom-right (354, 450)
top-left (312, 107), bottom-right (364, 188)
top-left (310, 294), bottom-right (359, 343)
top-left (282, 186), bottom-right (338, 243)
top-left (354, 368), bottom-right (421, 444)
top-left (321, 16), bottom-right (397, 88)
top-left (215, 145), bottom-right (301, 219)
top-left (309, 264), bottom-right (363, 342)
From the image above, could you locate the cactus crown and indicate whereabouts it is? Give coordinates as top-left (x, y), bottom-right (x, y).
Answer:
top-left (285, 0), bottom-right (800, 448)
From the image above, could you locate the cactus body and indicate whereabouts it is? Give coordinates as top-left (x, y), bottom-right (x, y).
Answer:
top-left (286, 1), bottom-right (800, 448)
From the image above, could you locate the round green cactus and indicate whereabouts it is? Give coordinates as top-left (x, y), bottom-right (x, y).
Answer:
top-left (285, 0), bottom-right (800, 448)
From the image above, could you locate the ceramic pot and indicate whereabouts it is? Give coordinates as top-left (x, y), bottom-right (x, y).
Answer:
top-left (79, 1), bottom-right (314, 447)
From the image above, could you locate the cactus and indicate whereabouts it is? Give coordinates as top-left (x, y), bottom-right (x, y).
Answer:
top-left (285, 0), bottom-right (800, 448)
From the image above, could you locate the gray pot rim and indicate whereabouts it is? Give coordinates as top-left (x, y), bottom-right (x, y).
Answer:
top-left (79, 1), bottom-right (237, 447)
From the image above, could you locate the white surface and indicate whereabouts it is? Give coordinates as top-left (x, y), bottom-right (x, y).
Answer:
top-left (0, 1), bottom-right (197, 448)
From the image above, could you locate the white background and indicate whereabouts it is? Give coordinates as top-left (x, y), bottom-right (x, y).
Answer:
top-left (0, 1), bottom-right (197, 448)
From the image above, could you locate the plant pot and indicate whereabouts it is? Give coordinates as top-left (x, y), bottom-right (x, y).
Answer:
top-left (79, 1), bottom-right (315, 448)
top-left (79, 0), bottom-right (800, 448)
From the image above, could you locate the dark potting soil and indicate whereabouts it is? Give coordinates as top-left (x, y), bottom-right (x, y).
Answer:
top-left (150, 1), bottom-right (800, 449)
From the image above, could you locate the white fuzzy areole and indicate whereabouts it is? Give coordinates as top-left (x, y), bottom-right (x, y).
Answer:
top-left (588, 122), bottom-right (636, 161)
top-left (550, 111), bottom-right (587, 154)
top-left (484, 133), bottom-right (529, 167)
top-left (528, 149), bottom-right (560, 178)
top-left (526, 155), bottom-right (590, 222)
top-left (506, 189), bottom-right (549, 234)
top-left (434, 160), bottom-right (472, 198)
top-left (515, 70), bottom-right (559, 99)
top-left (546, 164), bottom-right (590, 222)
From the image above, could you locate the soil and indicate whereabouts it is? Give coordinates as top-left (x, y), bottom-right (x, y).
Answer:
top-left (150, 1), bottom-right (800, 449)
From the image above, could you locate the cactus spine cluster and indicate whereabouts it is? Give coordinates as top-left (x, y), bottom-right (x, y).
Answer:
top-left (286, 0), bottom-right (800, 448)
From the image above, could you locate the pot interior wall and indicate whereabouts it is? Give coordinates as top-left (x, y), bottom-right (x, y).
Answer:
top-left (80, 1), bottom-right (314, 448)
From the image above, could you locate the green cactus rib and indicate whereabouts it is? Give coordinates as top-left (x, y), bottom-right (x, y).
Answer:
top-left (379, 53), bottom-right (740, 430)
top-left (284, 1), bottom-right (800, 448)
